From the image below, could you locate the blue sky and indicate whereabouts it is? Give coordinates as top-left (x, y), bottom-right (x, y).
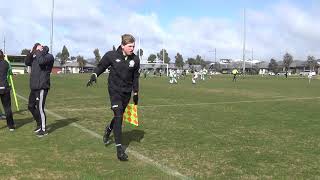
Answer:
top-left (1, 0), bottom-right (320, 62)
top-left (134, 0), bottom-right (308, 27)
top-left (132, 0), bottom-right (258, 28)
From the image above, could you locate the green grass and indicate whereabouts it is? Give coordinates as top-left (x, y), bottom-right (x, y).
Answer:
top-left (0, 74), bottom-right (320, 179)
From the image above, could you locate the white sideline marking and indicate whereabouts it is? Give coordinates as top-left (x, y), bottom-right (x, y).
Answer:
top-left (139, 96), bottom-right (320, 108)
top-left (48, 96), bottom-right (320, 112)
top-left (16, 94), bottom-right (190, 180)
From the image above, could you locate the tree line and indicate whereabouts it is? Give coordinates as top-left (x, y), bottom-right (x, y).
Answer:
top-left (21, 46), bottom-right (210, 69)
top-left (21, 45), bottom-right (102, 70)
top-left (147, 49), bottom-right (209, 68)
top-left (268, 52), bottom-right (318, 73)
top-left (22, 46), bottom-right (316, 72)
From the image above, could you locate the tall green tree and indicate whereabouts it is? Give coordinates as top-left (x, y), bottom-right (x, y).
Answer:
top-left (307, 55), bottom-right (317, 71)
top-left (157, 49), bottom-right (170, 63)
top-left (77, 55), bottom-right (87, 71)
top-left (147, 54), bottom-right (157, 63)
top-left (175, 53), bottom-right (184, 68)
top-left (55, 52), bottom-right (62, 60)
top-left (268, 58), bottom-right (279, 73)
top-left (187, 58), bottom-right (196, 65)
top-left (93, 48), bottom-right (101, 65)
top-left (283, 52), bottom-right (293, 72)
top-left (21, 49), bottom-right (30, 55)
top-left (195, 55), bottom-right (206, 68)
top-left (61, 45), bottom-right (70, 65)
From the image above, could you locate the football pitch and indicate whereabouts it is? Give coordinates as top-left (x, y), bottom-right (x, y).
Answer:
top-left (1, 74), bottom-right (319, 179)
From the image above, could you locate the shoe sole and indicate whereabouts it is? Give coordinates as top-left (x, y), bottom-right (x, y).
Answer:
top-left (103, 133), bottom-right (112, 145)
top-left (118, 157), bottom-right (129, 161)
top-left (36, 133), bottom-right (48, 137)
top-left (104, 140), bottom-right (111, 145)
top-left (34, 129), bottom-right (41, 133)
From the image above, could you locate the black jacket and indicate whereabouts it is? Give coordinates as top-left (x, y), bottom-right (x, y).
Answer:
top-left (0, 59), bottom-right (11, 94)
top-left (94, 46), bottom-right (140, 93)
top-left (25, 48), bottom-right (54, 90)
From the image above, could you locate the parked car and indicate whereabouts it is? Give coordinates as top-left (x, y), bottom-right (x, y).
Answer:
top-left (299, 70), bottom-right (316, 76)
top-left (277, 72), bottom-right (291, 76)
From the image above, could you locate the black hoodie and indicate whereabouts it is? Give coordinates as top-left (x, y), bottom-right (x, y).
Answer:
top-left (25, 47), bottom-right (54, 90)
top-left (0, 58), bottom-right (11, 94)
top-left (94, 46), bottom-right (140, 93)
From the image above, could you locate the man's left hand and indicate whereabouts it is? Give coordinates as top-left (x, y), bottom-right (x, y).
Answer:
top-left (87, 73), bottom-right (97, 87)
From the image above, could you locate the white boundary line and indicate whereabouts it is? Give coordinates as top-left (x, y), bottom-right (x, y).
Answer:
top-left (47, 96), bottom-right (320, 112)
top-left (16, 94), bottom-right (190, 180)
top-left (139, 96), bottom-right (320, 108)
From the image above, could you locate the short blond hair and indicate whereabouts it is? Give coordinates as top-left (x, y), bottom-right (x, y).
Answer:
top-left (121, 34), bottom-right (135, 45)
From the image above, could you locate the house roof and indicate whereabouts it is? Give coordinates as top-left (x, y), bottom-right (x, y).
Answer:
top-left (63, 61), bottom-right (96, 68)
top-left (168, 64), bottom-right (176, 69)
top-left (220, 62), bottom-right (252, 69)
top-left (53, 61), bottom-right (61, 67)
top-left (64, 61), bottom-right (79, 67)
top-left (290, 60), bottom-right (307, 67)
top-left (255, 61), bottom-right (269, 69)
top-left (85, 63), bottom-right (96, 68)
top-left (141, 63), bottom-right (169, 69)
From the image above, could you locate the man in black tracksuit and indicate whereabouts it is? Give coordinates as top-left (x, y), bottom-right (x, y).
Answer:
top-left (25, 44), bottom-right (54, 137)
top-left (87, 34), bottom-right (140, 161)
top-left (0, 50), bottom-right (15, 131)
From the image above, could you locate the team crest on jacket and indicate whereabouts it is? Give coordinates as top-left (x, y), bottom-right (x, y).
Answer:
top-left (115, 59), bottom-right (121, 62)
top-left (129, 60), bottom-right (135, 67)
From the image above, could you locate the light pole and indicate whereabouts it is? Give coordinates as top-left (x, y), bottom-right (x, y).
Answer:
top-left (209, 48), bottom-right (217, 62)
top-left (138, 35), bottom-right (141, 61)
top-left (242, 8), bottom-right (246, 74)
top-left (3, 36), bottom-right (5, 54)
top-left (214, 48), bottom-right (216, 62)
top-left (162, 48), bottom-right (165, 64)
top-left (251, 48), bottom-right (253, 69)
top-left (50, 0), bottom-right (54, 54)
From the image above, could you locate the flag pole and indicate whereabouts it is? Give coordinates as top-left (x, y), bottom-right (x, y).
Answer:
top-left (4, 55), bottom-right (19, 111)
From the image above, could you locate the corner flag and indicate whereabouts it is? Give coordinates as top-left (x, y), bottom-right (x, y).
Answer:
top-left (4, 55), bottom-right (19, 111)
top-left (123, 104), bottom-right (138, 126)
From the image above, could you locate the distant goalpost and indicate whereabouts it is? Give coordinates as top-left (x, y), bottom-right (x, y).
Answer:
top-left (141, 60), bottom-right (169, 76)
top-left (137, 36), bottom-right (170, 76)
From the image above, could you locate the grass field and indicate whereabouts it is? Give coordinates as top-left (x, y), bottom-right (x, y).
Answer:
top-left (0, 74), bottom-right (320, 179)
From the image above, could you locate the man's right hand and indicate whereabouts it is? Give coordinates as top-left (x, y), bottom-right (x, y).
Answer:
top-left (86, 73), bottom-right (97, 87)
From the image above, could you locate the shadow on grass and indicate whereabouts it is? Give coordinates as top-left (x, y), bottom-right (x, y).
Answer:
top-left (47, 118), bottom-right (79, 134)
top-left (13, 109), bottom-right (29, 115)
top-left (15, 117), bottom-right (34, 129)
top-left (122, 129), bottom-right (145, 148)
top-left (0, 116), bottom-right (79, 133)
top-left (0, 117), bottom-right (34, 130)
